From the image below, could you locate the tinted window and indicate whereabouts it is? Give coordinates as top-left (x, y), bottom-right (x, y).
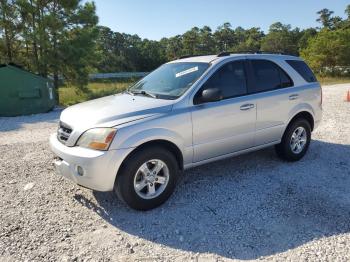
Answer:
top-left (202, 61), bottom-right (247, 99)
top-left (251, 60), bottom-right (293, 93)
top-left (280, 68), bottom-right (294, 88)
top-left (286, 60), bottom-right (317, 83)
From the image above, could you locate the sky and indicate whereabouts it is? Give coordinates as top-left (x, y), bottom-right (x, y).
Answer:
top-left (92, 0), bottom-right (349, 40)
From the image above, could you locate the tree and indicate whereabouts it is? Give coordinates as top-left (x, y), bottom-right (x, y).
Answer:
top-left (95, 28), bottom-right (141, 72)
top-left (0, 0), bottom-right (20, 63)
top-left (231, 27), bottom-right (264, 52)
top-left (301, 29), bottom-right (350, 75)
top-left (331, 16), bottom-right (344, 29)
top-left (261, 23), bottom-right (300, 55)
top-left (94, 26), bottom-right (119, 72)
top-left (182, 27), bottom-right (201, 55)
top-left (137, 39), bottom-right (166, 71)
top-left (214, 22), bottom-right (236, 51)
top-left (342, 4), bottom-right (350, 29)
top-left (346, 4), bottom-right (350, 18)
top-left (316, 8), bottom-right (334, 29)
top-left (316, 8), bottom-right (344, 30)
top-left (4, 0), bottom-right (350, 96)
top-left (14, 0), bottom-right (99, 102)
top-left (198, 26), bottom-right (216, 54)
top-left (298, 28), bottom-right (317, 50)
top-left (163, 35), bottom-right (183, 60)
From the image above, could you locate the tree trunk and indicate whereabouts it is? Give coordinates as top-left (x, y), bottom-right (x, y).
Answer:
top-left (0, 0), bottom-right (13, 62)
top-left (53, 72), bottom-right (59, 105)
top-left (25, 39), bottom-right (29, 68)
top-left (37, 4), bottom-right (47, 76)
top-left (53, 34), bottom-right (59, 104)
top-left (52, 0), bottom-right (59, 105)
top-left (4, 27), bottom-right (12, 62)
top-left (29, 0), bottom-right (40, 73)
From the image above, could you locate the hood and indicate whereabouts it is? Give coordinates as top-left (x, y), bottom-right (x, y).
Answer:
top-left (60, 93), bottom-right (174, 130)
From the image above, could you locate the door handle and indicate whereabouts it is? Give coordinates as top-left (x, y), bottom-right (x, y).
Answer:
top-left (289, 94), bottom-right (299, 100)
top-left (240, 104), bottom-right (255, 111)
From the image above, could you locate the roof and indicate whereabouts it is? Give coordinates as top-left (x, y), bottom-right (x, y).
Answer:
top-left (0, 63), bottom-right (50, 81)
top-left (169, 53), bottom-right (301, 64)
top-left (0, 63), bottom-right (24, 69)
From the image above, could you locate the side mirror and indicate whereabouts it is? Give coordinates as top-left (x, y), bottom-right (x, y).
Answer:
top-left (200, 87), bottom-right (222, 103)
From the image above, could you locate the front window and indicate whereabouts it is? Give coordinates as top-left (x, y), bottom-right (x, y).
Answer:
top-left (128, 62), bottom-right (209, 99)
top-left (201, 60), bottom-right (247, 99)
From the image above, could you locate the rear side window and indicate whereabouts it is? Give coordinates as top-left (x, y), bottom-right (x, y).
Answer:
top-left (250, 60), bottom-right (293, 93)
top-left (202, 60), bottom-right (247, 99)
top-left (286, 60), bottom-right (317, 83)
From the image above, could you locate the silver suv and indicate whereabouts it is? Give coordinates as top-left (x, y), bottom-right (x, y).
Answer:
top-left (50, 53), bottom-right (322, 210)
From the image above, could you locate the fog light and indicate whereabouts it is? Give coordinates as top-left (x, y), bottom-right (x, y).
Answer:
top-left (77, 166), bottom-right (84, 176)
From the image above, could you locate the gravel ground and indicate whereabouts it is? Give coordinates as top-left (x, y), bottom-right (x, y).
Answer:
top-left (1, 84), bottom-right (350, 262)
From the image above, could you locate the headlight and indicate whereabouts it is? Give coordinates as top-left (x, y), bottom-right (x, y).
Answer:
top-left (76, 128), bottom-right (117, 151)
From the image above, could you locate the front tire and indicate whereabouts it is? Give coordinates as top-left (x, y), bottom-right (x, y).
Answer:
top-left (114, 146), bottom-right (179, 210)
top-left (275, 118), bottom-right (311, 161)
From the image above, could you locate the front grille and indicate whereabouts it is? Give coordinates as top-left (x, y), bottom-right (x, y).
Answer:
top-left (57, 121), bottom-right (72, 144)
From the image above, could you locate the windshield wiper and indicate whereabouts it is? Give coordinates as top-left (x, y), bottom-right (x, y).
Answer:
top-left (124, 90), bottom-right (135, 96)
top-left (129, 90), bottom-right (157, 98)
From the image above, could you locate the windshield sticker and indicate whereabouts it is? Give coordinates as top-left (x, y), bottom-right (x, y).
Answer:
top-left (175, 66), bottom-right (199, 78)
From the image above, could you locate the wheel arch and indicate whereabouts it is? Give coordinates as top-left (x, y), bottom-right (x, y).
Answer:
top-left (287, 110), bottom-right (315, 132)
top-left (118, 139), bottom-right (184, 175)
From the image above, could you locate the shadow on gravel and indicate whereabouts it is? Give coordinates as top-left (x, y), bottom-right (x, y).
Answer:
top-left (74, 140), bottom-right (350, 260)
top-left (0, 108), bottom-right (61, 132)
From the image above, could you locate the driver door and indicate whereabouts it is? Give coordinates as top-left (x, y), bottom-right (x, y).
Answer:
top-left (191, 60), bottom-right (256, 162)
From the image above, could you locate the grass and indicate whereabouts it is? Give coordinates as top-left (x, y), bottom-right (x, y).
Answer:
top-left (59, 80), bottom-right (136, 106)
top-left (59, 76), bottom-right (350, 106)
top-left (317, 76), bottom-right (350, 86)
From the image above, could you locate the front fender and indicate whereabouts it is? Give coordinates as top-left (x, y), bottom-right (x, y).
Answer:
top-left (109, 107), bottom-right (194, 166)
top-left (118, 128), bottom-right (185, 150)
top-left (109, 127), bottom-right (189, 163)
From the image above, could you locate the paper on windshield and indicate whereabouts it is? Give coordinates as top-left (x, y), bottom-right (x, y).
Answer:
top-left (175, 66), bottom-right (199, 78)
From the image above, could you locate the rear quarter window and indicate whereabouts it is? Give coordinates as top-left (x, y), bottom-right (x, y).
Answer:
top-left (286, 60), bottom-right (317, 83)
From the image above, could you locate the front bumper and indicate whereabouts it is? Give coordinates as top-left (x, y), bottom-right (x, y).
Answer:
top-left (49, 133), bottom-right (134, 191)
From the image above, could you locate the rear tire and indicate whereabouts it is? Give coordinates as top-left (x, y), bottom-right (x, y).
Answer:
top-left (114, 146), bottom-right (179, 210)
top-left (275, 118), bottom-right (311, 161)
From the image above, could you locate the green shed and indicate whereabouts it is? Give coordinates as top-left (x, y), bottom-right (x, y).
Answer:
top-left (0, 64), bottom-right (56, 116)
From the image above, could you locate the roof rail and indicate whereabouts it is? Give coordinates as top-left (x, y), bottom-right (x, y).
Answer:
top-left (217, 50), bottom-right (259, 57)
top-left (255, 51), bottom-right (287, 55)
top-left (178, 54), bottom-right (208, 59)
top-left (177, 51), bottom-right (295, 60)
top-left (217, 51), bottom-right (292, 57)
top-left (217, 51), bottom-right (231, 57)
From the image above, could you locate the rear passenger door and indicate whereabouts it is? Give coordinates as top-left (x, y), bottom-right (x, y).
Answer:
top-left (247, 59), bottom-right (296, 146)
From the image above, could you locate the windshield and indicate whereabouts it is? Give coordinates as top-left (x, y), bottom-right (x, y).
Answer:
top-left (129, 62), bottom-right (209, 99)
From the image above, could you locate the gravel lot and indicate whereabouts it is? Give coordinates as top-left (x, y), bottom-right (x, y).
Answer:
top-left (1, 84), bottom-right (350, 261)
